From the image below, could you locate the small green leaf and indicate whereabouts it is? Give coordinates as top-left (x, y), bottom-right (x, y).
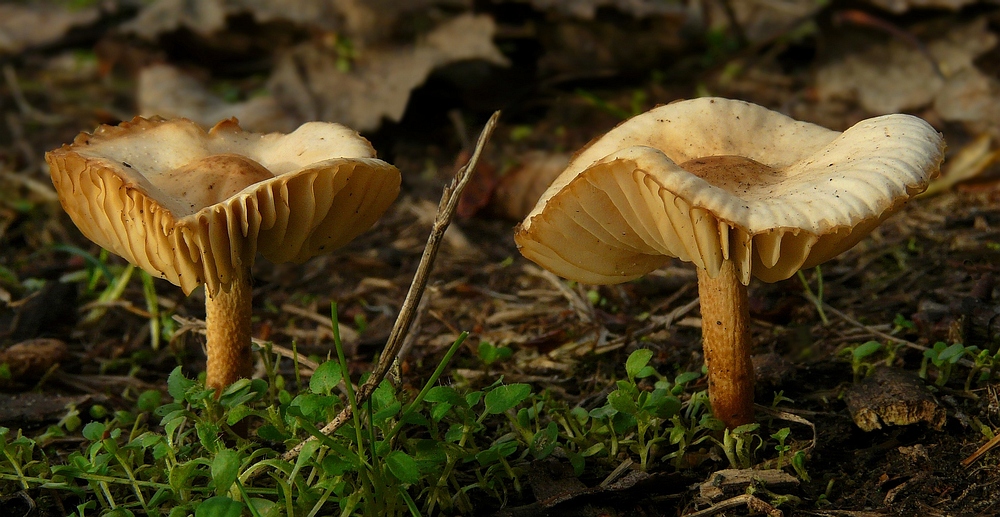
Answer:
top-left (309, 361), bottom-right (343, 395)
top-left (212, 448), bottom-right (240, 494)
top-left (465, 391), bottom-right (484, 408)
top-left (475, 447), bottom-right (499, 465)
top-left (248, 498), bottom-right (280, 517)
top-left (196, 422), bottom-right (221, 453)
top-left (82, 421), bottom-right (105, 441)
top-left (168, 461), bottom-right (199, 495)
top-left (430, 402), bottom-right (453, 422)
top-left (445, 424), bottom-right (464, 443)
top-left (291, 393), bottom-right (337, 422)
top-left (607, 390), bottom-right (639, 416)
top-left (636, 365), bottom-right (657, 378)
top-left (89, 404), bottom-right (108, 419)
top-left (295, 439), bottom-right (320, 471)
top-left (516, 407), bottom-right (531, 429)
top-left (589, 405), bottom-right (617, 420)
top-left (256, 425), bottom-right (289, 442)
top-left (321, 455), bottom-right (353, 476)
top-left (626, 349), bottom-right (654, 381)
top-left (385, 450), bottom-right (420, 484)
top-left (674, 371), bottom-right (701, 386)
top-left (853, 341), bottom-right (882, 360)
top-left (219, 379), bottom-right (260, 409)
top-left (940, 343), bottom-right (968, 364)
top-left (425, 386), bottom-right (467, 407)
top-left (792, 450), bottom-right (811, 482)
top-left (167, 367), bottom-right (194, 401)
top-left (478, 341), bottom-right (513, 365)
top-left (643, 390), bottom-right (681, 419)
top-left (226, 405), bottom-right (254, 426)
top-left (195, 496), bottom-right (244, 517)
top-left (373, 380), bottom-right (395, 408)
top-left (148, 488), bottom-right (173, 508)
top-left (153, 441), bottom-right (172, 460)
top-left (531, 421), bottom-right (559, 459)
top-left (771, 427), bottom-right (791, 442)
top-left (581, 442), bottom-right (605, 457)
top-left (569, 452), bottom-right (586, 476)
top-left (476, 440), bottom-right (518, 466)
top-left (484, 384), bottom-right (531, 415)
top-left (413, 440), bottom-right (448, 468)
top-left (669, 425), bottom-right (686, 444)
top-left (611, 412), bottom-right (637, 434)
top-left (373, 400), bottom-right (401, 425)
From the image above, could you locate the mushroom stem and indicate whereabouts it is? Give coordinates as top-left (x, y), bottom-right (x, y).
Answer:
top-left (204, 271), bottom-right (254, 394)
top-left (697, 260), bottom-right (755, 429)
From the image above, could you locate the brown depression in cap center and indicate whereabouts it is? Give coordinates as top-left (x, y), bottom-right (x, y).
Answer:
top-left (679, 155), bottom-right (783, 200)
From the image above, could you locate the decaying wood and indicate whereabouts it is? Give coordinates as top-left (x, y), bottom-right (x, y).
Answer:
top-left (844, 367), bottom-right (946, 431)
top-left (685, 493), bottom-right (783, 517)
top-left (698, 468), bottom-right (800, 503)
top-left (0, 338), bottom-right (67, 380)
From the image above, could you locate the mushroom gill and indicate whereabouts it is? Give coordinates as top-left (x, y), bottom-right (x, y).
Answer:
top-left (515, 97), bottom-right (945, 428)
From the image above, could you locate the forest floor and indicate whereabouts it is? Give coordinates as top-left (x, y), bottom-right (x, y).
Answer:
top-left (3, 1), bottom-right (1000, 515)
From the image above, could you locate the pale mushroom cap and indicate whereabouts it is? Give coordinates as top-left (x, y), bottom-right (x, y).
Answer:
top-left (47, 117), bottom-right (401, 295)
top-left (516, 98), bottom-right (945, 285)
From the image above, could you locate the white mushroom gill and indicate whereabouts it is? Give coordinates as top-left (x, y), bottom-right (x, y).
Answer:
top-left (517, 97), bottom-right (945, 286)
top-left (515, 97), bottom-right (945, 429)
top-left (47, 116), bottom-right (401, 394)
top-left (48, 116), bottom-right (400, 296)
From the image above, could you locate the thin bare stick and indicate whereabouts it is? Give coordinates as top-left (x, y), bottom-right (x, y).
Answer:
top-left (755, 404), bottom-right (817, 457)
top-left (961, 431), bottom-right (1000, 467)
top-left (268, 343), bottom-right (321, 373)
top-left (823, 303), bottom-right (975, 368)
top-left (277, 111), bottom-right (500, 464)
top-left (3, 65), bottom-right (64, 125)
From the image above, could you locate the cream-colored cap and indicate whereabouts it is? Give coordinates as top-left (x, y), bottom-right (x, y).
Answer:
top-left (516, 97), bottom-right (945, 285)
top-left (47, 117), bottom-right (401, 295)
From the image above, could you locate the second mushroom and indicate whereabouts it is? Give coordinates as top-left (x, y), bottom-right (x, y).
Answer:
top-left (47, 117), bottom-right (401, 393)
top-left (515, 97), bottom-right (944, 429)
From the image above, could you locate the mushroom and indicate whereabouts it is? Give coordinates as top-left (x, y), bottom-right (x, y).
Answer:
top-left (515, 98), bottom-right (945, 429)
top-left (46, 116), bottom-right (401, 392)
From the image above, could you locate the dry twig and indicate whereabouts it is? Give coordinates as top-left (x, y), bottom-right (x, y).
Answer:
top-left (755, 404), bottom-right (818, 457)
top-left (274, 111), bottom-right (500, 466)
top-left (960, 431), bottom-right (1000, 467)
top-left (823, 303), bottom-right (975, 368)
top-left (684, 493), bottom-right (782, 517)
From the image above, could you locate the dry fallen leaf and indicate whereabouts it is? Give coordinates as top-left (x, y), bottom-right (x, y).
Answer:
top-left (490, 151), bottom-right (570, 220)
top-left (816, 19), bottom-right (997, 114)
top-left (922, 134), bottom-right (1000, 196)
top-left (0, 338), bottom-right (68, 380)
top-left (456, 150), bottom-right (499, 219)
top-left (0, 2), bottom-right (100, 54)
top-left (137, 64), bottom-right (299, 133)
top-left (268, 13), bottom-right (508, 132)
top-left (138, 14), bottom-right (507, 132)
top-left (704, 0), bottom-right (823, 43)
top-left (863, 0), bottom-right (982, 13)
top-left (123, 0), bottom-right (472, 43)
top-left (933, 66), bottom-right (1000, 136)
top-left (517, 0), bottom-right (684, 19)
